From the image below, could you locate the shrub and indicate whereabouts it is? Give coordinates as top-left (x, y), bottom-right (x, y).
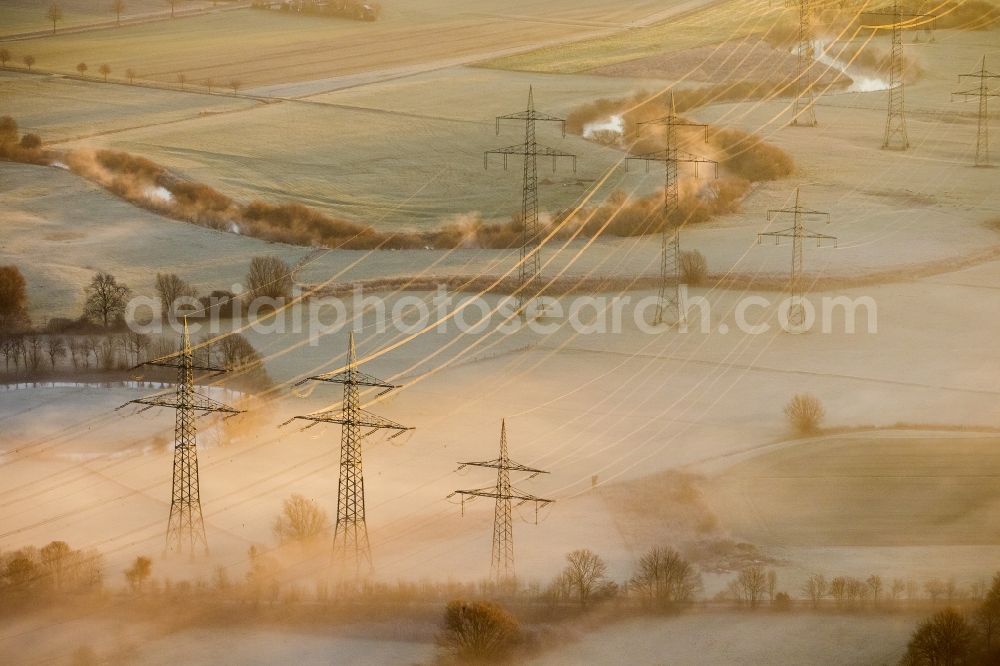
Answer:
top-left (784, 393), bottom-right (824, 435)
top-left (680, 249), bottom-right (708, 286)
top-left (439, 600), bottom-right (520, 662)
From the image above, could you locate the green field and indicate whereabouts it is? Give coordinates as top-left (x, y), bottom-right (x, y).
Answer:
top-left (708, 434), bottom-right (1000, 547)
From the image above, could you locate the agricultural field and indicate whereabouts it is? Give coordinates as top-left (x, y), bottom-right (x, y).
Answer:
top-left (2, 0), bottom-right (1000, 663)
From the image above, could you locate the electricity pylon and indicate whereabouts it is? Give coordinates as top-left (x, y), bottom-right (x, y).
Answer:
top-left (119, 319), bottom-right (242, 556)
top-left (789, 0), bottom-right (818, 126)
top-left (863, 1), bottom-right (932, 150)
top-left (486, 87), bottom-right (577, 313)
top-left (953, 56), bottom-right (1000, 167)
top-left (626, 92), bottom-right (718, 326)
top-left (757, 188), bottom-right (837, 328)
top-left (282, 333), bottom-right (411, 579)
top-left (449, 420), bottom-right (552, 585)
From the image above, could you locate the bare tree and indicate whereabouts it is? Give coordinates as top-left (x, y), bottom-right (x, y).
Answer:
top-left (165, 0), bottom-right (180, 18)
top-left (766, 569), bottom-right (777, 603)
top-left (111, 0), bottom-right (126, 25)
top-left (46, 3), bottom-right (63, 34)
top-left (561, 549), bottom-right (608, 608)
top-left (730, 564), bottom-right (767, 609)
top-left (124, 556), bottom-right (152, 592)
top-left (204, 78), bottom-right (215, 93)
top-left (176, 72), bottom-right (186, 89)
top-left (0, 48), bottom-right (10, 68)
top-left (902, 608), bottom-right (974, 666)
top-left (229, 79), bottom-right (242, 94)
top-left (84, 272), bottom-right (132, 327)
top-left (24, 333), bottom-right (44, 372)
top-left (123, 330), bottom-right (149, 365)
top-left (629, 546), bottom-right (701, 610)
top-left (926, 579), bottom-right (947, 604)
top-left (76, 62), bottom-right (88, 76)
top-left (23, 55), bottom-right (36, 71)
top-left (154, 272), bottom-right (197, 318)
top-left (99, 63), bottom-right (111, 82)
top-left (784, 393), bottom-right (825, 435)
top-left (978, 573), bottom-right (1000, 653)
top-left (867, 574), bottom-right (883, 606)
top-left (125, 67), bottom-right (136, 84)
top-left (272, 494), bottom-right (329, 545)
top-left (45, 336), bottom-right (66, 369)
top-left (245, 256), bottom-right (292, 301)
top-left (891, 578), bottom-right (906, 604)
top-left (802, 573), bottom-right (828, 609)
top-left (39, 540), bottom-right (72, 591)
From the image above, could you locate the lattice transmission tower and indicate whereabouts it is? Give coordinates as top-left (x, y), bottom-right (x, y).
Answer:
top-left (863, 1), bottom-right (932, 150)
top-left (282, 333), bottom-right (411, 579)
top-left (486, 87), bottom-right (577, 313)
top-left (119, 319), bottom-right (243, 556)
top-left (449, 420), bottom-right (552, 585)
top-left (953, 56), bottom-right (1000, 167)
top-left (626, 93), bottom-right (717, 327)
top-left (757, 188), bottom-right (837, 328)
top-left (789, 0), bottom-right (818, 126)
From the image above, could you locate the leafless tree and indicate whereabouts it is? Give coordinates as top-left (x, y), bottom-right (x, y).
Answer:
top-left (76, 62), bottom-right (88, 76)
top-left (99, 64), bottom-right (111, 81)
top-left (730, 564), bottom-right (767, 609)
top-left (629, 546), bottom-right (701, 610)
top-left (25, 333), bottom-right (44, 372)
top-left (867, 574), bottom-right (883, 606)
top-left (125, 67), bottom-right (136, 83)
top-left (902, 608), bottom-right (974, 666)
top-left (245, 256), bottom-right (292, 301)
top-left (272, 494), bottom-right (329, 544)
top-left (978, 573), bottom-right (1000, 653)
top-left (46, 3), bottom-right (63, 34)
top-left (84, 272), bottom-right (131, 327)
top-left (165, 0), bottom-right (180, 18)
top-left (154, 272), bottom-right (197, 318)
top-left (802, 573), bottom-right (827, 609)
top-left (891, 578), bottom-right (906, 604)
top-left (177, 72), bottom-right (187, 89)
top-left (23, 55), bottom-right (36, 71)
top-left (124, 556), bottom-right (152, 592)
top-left (45, 336), bottom-right (66, 369)
top-left (123, 330), bottom-right (149, 365)
top-left (39, 540), bottom-right (71, 591)
top-left (766, 569), bottom-right (777, 603)
top-left (926, 579), bottom-right (947, 604)
top-left (204, 78), bottom-right (215, 93)
top-left (111, 0), bottom-right (126, 25)
top-left (561, 549), bottom-right (608, 608)
top-left (0, 48), bottom-right (10, 68)
top-left (784, 393), bottom-right (825, 435)
top-left (229, 79), bottom-right (243, 94)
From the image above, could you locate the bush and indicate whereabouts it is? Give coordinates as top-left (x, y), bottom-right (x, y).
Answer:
top-left (680, 249), bottom-right (708, 286)
top-left (439, 600), bottom-right (520, 662)
top-left (901, 608), bottom-right (974, 665)
top-left (784, 393), bottom-right (824, 435)
top-left (773, 591), bottom-right (791, 610)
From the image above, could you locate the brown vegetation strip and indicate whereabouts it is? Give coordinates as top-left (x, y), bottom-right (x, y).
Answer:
top-left (308, 243), bottom-right (1000, 296)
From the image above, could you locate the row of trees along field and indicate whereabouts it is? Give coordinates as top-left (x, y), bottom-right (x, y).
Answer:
top-left (0, 47), bottom-right (246, 93)
top-left (0, 257), bottom-right (287, 383)
top-left (5, 503), bottom-right (1000, 666)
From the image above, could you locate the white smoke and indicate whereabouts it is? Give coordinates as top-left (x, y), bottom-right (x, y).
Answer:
top-left (144, 185), bottom-right (174, 204)
top-left (812, 39), bottom-right (890, 92)
top-left (582, 114), bottom-right (624, 138)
